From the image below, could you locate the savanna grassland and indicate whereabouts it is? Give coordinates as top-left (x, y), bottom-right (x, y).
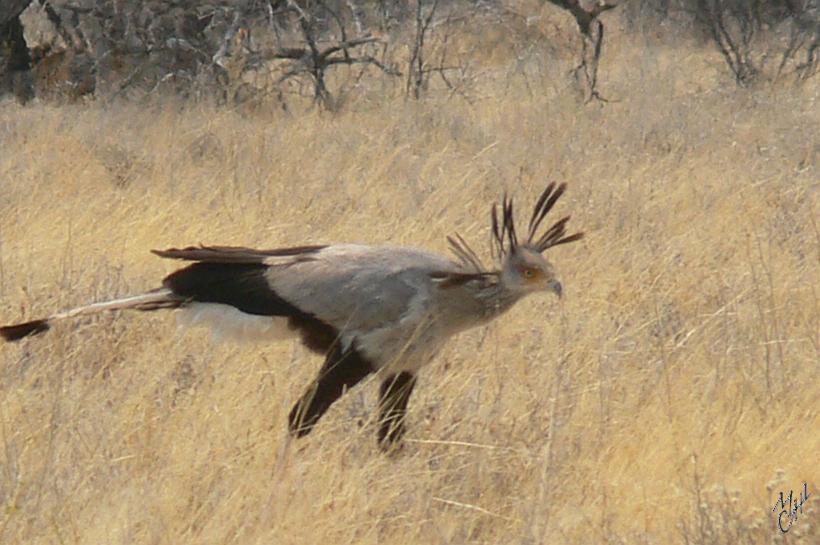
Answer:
top-left (0, 12), bottom-right (818, 545)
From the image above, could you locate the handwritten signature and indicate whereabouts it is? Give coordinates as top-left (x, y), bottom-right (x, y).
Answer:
top-left (772, 482), bottom-right (811, 533)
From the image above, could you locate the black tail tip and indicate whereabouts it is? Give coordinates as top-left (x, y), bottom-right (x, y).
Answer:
top-left (0, 319), bottom-right (51, 342)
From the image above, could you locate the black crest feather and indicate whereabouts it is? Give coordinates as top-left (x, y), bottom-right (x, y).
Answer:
top-left (489, 182), bottom-right (583, 259)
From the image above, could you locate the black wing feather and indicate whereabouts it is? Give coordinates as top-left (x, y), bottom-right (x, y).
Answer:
top-left (162, 259), bottom-right (339, 354)
top-left (152, 244), bottom-right (326, 263)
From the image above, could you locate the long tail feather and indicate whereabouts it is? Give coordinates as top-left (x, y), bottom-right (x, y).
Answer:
top-left (0, 319), bottom-right (51, 341)
top-left (1, 289), bottom-right (181, 343)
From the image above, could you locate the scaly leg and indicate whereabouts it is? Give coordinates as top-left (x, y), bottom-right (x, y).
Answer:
top-left (377, 372), bottom-right (417, 448)
top-left (289, 344), bottom-right (373, 436)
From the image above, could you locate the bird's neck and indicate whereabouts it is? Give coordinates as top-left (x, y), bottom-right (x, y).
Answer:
top-left (475, 280), bottom-right (525, 322)
top-left (433, 274), bottom-right (526, 336)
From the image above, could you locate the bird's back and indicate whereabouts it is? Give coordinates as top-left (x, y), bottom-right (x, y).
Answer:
top-left (266, 244), bottom-right (463, 349)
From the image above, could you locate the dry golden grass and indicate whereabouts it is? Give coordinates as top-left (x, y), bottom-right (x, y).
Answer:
top-left (0, 32), bottom-right (818, 545)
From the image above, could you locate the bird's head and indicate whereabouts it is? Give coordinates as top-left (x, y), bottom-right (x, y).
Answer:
top-left (491, 183), bottom-right (583, 299)
top-left (501, 246), bottom-right (562, 297)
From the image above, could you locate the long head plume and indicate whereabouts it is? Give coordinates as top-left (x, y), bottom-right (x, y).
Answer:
top-left (491, 182), bottom-right (583, 260)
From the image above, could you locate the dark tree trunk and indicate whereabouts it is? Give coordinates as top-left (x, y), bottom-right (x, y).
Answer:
top-left (0, 0), bottom-right (35, 103)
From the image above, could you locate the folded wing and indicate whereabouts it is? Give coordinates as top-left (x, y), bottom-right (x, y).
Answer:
top-left (153, 244), bottom-right (461, 358)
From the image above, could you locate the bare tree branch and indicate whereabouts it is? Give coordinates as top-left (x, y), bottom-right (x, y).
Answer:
top-left (543, 0), bottom-right (623, 102)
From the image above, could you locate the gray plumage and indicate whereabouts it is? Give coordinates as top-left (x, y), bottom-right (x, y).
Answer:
top-left (1, 183), bottom-right (583, 449)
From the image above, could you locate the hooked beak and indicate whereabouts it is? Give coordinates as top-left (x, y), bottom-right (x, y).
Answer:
top-left (548, 279), bottom-right (563, 298)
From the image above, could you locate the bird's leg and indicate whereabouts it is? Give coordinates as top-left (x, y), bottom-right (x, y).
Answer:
top-left (288, 345), bottom-right (373, 437)
top-left (377, 372), bottom-right (417, 449)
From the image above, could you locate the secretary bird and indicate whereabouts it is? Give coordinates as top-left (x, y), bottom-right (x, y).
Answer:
top-left (1, 183), bottom-right (583, 449)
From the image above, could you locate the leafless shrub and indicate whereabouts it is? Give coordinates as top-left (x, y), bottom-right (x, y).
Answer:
top-left (13, 0), bottom-right (405, 108)
top-left (676, 0), bottom-right (818, 85)
top-left (11, 0), bottom-right (815, 106)
top-left (541, 0), bottom-right (624, 103)
top-left (262, 1), bottom-right (400, 110)
top-left (693, 0), bottom-right (769, 84)
top-left (406, 0), bottom-right (439, 99)
top-left (401, 1), bottom-right (492, 102)
top-left (15, 1), bottom-right (238, 99)
top-left (776, 1), bottom-right (819, 81)
top-left (618, 0), bottom-right (817, 85)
